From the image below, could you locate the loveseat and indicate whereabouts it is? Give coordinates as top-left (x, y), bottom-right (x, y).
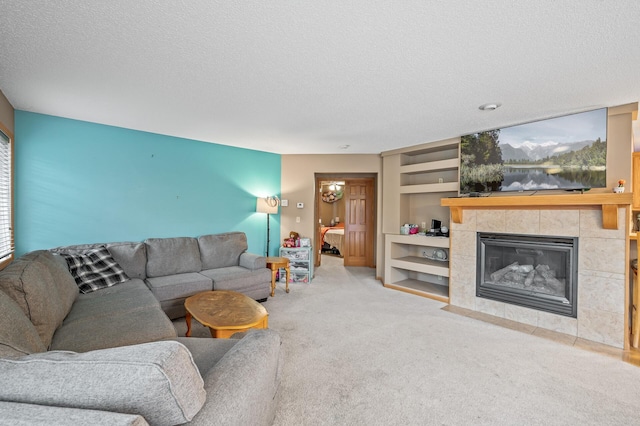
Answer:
top-left (0, 235), bottom-right (282, 425)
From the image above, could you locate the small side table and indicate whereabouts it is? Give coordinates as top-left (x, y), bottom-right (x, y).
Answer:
top-left (266, 256), bottom-right (290, 297)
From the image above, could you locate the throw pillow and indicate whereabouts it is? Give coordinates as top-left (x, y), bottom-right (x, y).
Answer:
top-left (59, 246), bottom-right (129, 293)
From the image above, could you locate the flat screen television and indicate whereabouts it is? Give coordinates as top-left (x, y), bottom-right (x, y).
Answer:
top-left (459, 108), bottom-right (608, 194)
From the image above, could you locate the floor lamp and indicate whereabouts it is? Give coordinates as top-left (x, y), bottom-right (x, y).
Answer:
top-left (256, 196), bottom-right (279, 257)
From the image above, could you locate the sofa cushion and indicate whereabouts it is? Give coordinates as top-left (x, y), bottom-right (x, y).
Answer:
top-left (61, 279), bottom-right (161, 324)
top-left (145, 237), bottom-right (202, 277)
top-left (202, 266), bottom-right (271, 289)
top-left (173, 336), bottom-right (238, 377)
top-left (59, 246), bottom-right (130, 293)
top-left (50, 279), bottom-right (177, 352)
top-left (0, 289), bottom-right (46, 358)
top-left (145, 272), bottom-right (212, 302)
top-left (198, 232), bottom-right (248, 269)
top-left (201, 267), bottom-right (271, 301)
top-left (0, 341), bottom-right (206, 426)
top-left (106, 242), bottom-right (147, 280)
top-left (0, 250), bottom-right (77, 348)
top-left (0, 401), bottom-right (150, 426)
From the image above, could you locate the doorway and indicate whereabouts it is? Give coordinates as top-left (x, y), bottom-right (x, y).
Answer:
top-left (314, 174), bottom-right (376, 268)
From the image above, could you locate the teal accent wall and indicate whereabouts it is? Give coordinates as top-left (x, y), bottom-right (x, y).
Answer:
top-left (14, 111), bottom-right (281, 256)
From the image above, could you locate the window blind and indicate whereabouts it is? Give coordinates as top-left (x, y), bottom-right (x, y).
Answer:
top-left (0, 129), bottom-right (13, 263)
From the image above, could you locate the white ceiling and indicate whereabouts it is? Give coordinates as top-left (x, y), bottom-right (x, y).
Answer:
top-left (1, 1), bottom-right (639, 155)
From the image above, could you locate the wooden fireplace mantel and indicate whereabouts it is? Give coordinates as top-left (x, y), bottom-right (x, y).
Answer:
top-left (441, 192), bottom-right (633, 230)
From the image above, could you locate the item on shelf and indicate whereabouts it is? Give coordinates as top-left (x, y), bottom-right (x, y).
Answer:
top-left (283, 231), bottom-right (303, 247)
top-left (425, 229), bottom-right (448, 237)
top-left (401, 224), bottom-right (419, 235)
top-left (424, 248), bottom-right (448, 261)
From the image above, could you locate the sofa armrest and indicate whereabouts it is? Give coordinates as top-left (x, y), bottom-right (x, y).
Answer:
top-left (0, 341), bottom-right (205, 426)
top-left (239, 252), bottom-right (266, 270)
top-left (188, 329), bottom-right (283, 426)
top-left (0, 401), bottom-right (150, 426)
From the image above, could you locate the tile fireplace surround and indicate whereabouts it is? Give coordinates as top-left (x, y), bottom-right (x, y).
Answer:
top-left (449, 206), bottom-right (629, 348)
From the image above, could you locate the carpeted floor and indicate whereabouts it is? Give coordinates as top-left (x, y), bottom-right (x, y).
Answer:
top-left (175, 255), bottom-right (640, 425)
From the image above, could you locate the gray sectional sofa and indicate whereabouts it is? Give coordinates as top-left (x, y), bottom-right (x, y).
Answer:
top-left (51, 232), bottom-right (273, 319)
top-left (0, 232), bottom-right (282, 425)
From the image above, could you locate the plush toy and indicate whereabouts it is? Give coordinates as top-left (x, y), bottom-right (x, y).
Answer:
top-left (282, 238), bottom-right (296, 248)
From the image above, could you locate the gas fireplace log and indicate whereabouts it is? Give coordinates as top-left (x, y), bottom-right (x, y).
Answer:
top-left (524, 269), bottom-right (536, 287)
top-left (490, 262), bottom-right (519, 282)
top-left (545, 277), bottom-right (565, 293)
top-left (503, 271), bottom-right (526, 284)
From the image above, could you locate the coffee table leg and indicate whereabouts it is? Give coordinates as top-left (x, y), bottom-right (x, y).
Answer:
top-left (185, 311), bottom-right (192, 337)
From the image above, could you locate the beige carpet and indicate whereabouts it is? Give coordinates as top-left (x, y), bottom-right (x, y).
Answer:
top-left (176, 255), bottom-right (640, 425)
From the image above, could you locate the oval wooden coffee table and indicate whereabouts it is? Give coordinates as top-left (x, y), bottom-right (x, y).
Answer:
top-left (184, 290), bottom-right (268, 338)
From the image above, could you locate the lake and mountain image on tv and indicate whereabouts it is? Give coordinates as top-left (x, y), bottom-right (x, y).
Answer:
top-left (460, 108), bottom-right (607, 194)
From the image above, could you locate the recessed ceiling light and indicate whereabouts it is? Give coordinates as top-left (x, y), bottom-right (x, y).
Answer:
top-left (479, 103), bottom-right (501, 111)
top-left (339, 144), bottom-right (350, 150)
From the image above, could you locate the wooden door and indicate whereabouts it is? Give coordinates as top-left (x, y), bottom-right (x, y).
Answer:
top-left (633, 152), bottom-right (640, 209)
top-left (343, 178), bottom-right (375, 267)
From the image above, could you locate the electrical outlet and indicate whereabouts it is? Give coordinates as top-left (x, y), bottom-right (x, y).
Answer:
top-left (437, 275), bottom-right (443, 281)
top-left (438, 177), bottom-right (444, 184)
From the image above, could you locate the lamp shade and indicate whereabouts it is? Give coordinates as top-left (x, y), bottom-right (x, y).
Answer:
top-left (256, 196), bottom-right (279, 214)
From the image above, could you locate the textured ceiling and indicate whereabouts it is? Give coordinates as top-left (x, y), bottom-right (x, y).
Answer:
top-left (1, 1), bottom-right (639, 154)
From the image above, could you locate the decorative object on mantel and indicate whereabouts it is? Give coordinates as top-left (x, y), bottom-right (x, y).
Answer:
top-left (613, 179), bottom-right (625, 193)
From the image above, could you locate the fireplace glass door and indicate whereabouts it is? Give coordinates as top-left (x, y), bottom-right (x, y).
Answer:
top-left (477, 233), bottom-right (578, 317)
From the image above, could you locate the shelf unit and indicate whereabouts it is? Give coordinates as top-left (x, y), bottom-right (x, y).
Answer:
top-left (633, 152), bottom-right (640, 211)
top-left (632, 152), bottom-right (640, 348)
top-left (279, 246), bottom-right (313, 283)
top-left (384, 234), bottom-right (450, 302)
top-left (381, 138), bottom-right (459, 302)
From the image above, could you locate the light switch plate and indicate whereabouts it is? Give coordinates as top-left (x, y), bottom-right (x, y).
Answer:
top-left (296, 202), bottom-right (304, 208)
